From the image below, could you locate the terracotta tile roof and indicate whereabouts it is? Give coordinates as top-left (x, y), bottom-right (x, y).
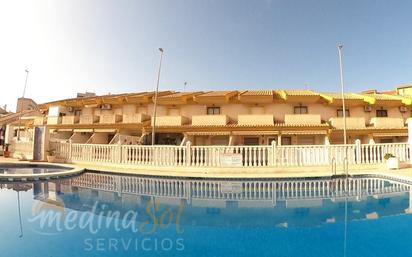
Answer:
top-left (281, 89), bottom-right (319, 96)
top-left (156, 92), bottom-right (197, 99)
top-left (365, 93), bottom-right (402, 101)
top-left (320, 92), bottom-right (364, 100)
top-left (195, 91), bottom-right (237, 97)
top-left (239, 90), bottom-right (273, 96)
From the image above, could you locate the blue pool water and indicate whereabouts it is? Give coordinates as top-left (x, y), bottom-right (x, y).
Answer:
top-left (1, 172), bottom-right (412, 257)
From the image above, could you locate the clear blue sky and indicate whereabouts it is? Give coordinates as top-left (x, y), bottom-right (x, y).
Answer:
top-left (1, 0), bottom-right (412, 111)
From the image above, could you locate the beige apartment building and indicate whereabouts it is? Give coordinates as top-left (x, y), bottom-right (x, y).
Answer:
top-left (13, 85), bottom-right (409, 148)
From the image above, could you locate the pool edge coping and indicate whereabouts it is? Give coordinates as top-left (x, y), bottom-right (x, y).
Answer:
top-left (0, 161), bottom-right (85, 181)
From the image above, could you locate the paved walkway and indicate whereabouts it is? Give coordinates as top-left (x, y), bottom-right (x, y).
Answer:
top-left (1, 156), bottom-right (412, 181)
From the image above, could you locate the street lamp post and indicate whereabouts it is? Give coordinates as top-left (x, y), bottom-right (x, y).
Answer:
top-left (17, 69), bottom-right (29, 141)
top-left (151, 48), bottom-right (164, 145)
top-left (337, 45), bottom-right (347, 146)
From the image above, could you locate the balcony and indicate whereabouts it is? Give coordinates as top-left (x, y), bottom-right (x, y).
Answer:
top-left (370, 117), bottom-right (405, 129)
top-left (33, 116), bottom-right (45, 126)
top-left (191, 115), bottom-right (229, 126)
top-left (47, 116), bottom-right (62, 125)
top-left (238, 114), bottom-right (274, 126)
top-left (284, 114), bottom-right (321, 125)
top-left (329, 117), bottom-right (366, 129)
top-left (62, 115), bottom-right (80, 125)
top-left (123, 113), bottom-right (150, 124)
top-left (100, 114), bottom-right (122, 124)
top-left (79, 115), bottom-right (99, 124)
top-left (151, 116), bottom-right (189, 126)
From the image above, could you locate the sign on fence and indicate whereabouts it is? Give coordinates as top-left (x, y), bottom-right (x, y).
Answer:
top-left (220, 182), bottom-right (243, 194)
top-left (220, 153), bottom-right (243, 167)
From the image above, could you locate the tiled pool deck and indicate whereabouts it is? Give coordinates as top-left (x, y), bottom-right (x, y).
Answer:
top-left (2, 156), bottom-right (412, 182)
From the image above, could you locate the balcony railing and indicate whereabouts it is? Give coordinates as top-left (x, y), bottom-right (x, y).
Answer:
top-left (51, 141), bottom-right (410, 168)
top-left (151, 116), bottom-right (189, 126)
top-left (238, 114), bottom-right (274, 126)
top-left (62, 115), bottom-right (80, 125)
top-left (329, 117), bottom-right (366, 129)
top-left (100, 114), bottom-right (122, 124)
top-left (284, 114), bottom-right (321, 125)
top-left (370, 117), bottom-right (405, 129)
top-left (191, 115), bottom-right (228, 126)
top-left (79, 115), bottom-right (99, 124)
top-left (123, 113), bottom-right (150, 124)
top-left (47, 116), bottom-right (62, 125)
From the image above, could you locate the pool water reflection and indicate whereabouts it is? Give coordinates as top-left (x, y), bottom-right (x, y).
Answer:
top-left (1, 173), bottom-right (412, 257)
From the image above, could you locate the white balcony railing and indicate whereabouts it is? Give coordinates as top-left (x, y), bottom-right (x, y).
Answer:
top-left (51, 141), bottom-right (410, 168)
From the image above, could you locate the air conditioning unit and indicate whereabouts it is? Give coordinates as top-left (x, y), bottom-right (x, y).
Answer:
top-left (101, 104), bottom-right (112, 110)
top-left (399, 106), bottom-right (408, 113)
top-left (67, 106), bottom-right (74, 112)
top-left (364, 105), bottom-right (372, 112)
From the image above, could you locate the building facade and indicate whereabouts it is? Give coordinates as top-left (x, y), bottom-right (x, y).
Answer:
top-left (16, 86), bottom-right (410, 148)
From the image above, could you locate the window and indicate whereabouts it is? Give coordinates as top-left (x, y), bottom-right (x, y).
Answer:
top-left (244, 137), bottom-right (259, 145)
top-left (207, 107), bottom-right (220, 115)
top-left (337, 108), bottom-right (350, 117)
top-left (376, 109), bottom-right (388, 117)
top-left (74, 110), bottom-right (81, 116)
top-left (294, 105), bottom-right (308, 114)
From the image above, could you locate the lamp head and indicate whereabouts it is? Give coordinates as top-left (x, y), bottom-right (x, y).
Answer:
top-left (159, 48), bottom-right (164, 52)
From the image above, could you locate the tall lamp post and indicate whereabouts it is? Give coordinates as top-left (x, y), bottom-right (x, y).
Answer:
top-left (151, 48), bottom-right (164, 145)
top-left (338, 44), bottom-right (349, 257)
top-left (17, 69), bottom-right (29, 141)
top-left (337, 45), bottom-right (347, 146)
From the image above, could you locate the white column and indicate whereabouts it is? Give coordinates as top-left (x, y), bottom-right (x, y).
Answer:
top-left (324, 135), bottom-right (330, 145)
top-left (355, 139), bottom-right (361, 164)
top-left (408, 118), bottom-right (412, 164)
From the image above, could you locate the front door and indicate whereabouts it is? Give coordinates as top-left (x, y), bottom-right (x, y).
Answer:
top-left (33, 127), bottom-right (44, 161)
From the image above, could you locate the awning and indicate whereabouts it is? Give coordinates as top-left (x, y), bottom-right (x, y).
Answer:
top-left (74, 129), bottom-right (93, 133)
top-left (372, 132), bottom-right (408, 137)
top-left (94, 129), bottom-right (117, 133)
top-left (232, 131), bottom-right (278, 136)
top-left (56, 129), bottom-right (73, 132)
top-left (186, 131), bottom-right (231, 136)
top-left (281, 130), bottom-right (327, 135)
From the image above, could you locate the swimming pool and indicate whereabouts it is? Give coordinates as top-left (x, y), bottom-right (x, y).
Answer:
top-left (0, 163), bottom-right (72, 174)
top-left (0, 163), bottom-right (83, 182)
top-left (1, 172), bottom-right (411, 257)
